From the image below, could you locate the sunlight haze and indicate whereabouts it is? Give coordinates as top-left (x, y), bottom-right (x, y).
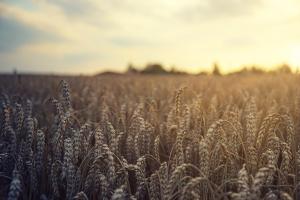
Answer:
top-left (0, 0), bottom-right (300, 74)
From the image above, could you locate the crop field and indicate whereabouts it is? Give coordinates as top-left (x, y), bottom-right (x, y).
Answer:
top-left (0, 74), bottom-right (299, 200)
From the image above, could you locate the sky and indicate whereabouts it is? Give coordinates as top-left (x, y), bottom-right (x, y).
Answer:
top-left (0, 0), bottom-right (300, 74)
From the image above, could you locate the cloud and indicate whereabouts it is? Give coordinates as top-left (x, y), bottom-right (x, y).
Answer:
top-left (45, 0), bottom-right (97, 16)
top-left (2, 0), bottom-right (37, 11)
top-left (110, 37), bottom-right (158, 47)
top-left (223, 36), bottom-right (257, 48)
top-left (0, 41), bottom-right (110, 74)
top-left (177, 0), bottom-right (263, 21)
top-left (0, 16), bottom-right (60, 52)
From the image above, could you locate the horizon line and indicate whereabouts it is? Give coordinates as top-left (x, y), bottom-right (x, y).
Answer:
top-left (0, 63), bottom-right (298, 76)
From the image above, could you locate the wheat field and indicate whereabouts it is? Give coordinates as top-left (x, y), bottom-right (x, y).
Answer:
top-left (0, 74), bottom-right (299, 200)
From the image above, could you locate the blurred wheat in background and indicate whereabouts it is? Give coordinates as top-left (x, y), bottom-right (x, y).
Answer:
top-left (0, 73), bottom-right (299, 200)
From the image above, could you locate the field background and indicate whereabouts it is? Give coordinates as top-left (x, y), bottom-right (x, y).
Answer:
top-left (0, 73), bottom-right (299, 199)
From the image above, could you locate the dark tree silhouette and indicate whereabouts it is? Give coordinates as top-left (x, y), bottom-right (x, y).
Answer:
top-left (212, 63), bottom-right (221, 76)
top-left (127, 63), bottom-right (139, 74)
top-left (277, 64), bottom-right (292, 74)
top-left (141, 63), bottom-right (167, 74)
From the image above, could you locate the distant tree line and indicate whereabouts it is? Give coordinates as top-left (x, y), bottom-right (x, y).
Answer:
top-left (127, 63), bottom-right (188, 75)
top-left (126, 62), bottom-right (294, 76)
top-left (229, 63), bottom-right (293, 75)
